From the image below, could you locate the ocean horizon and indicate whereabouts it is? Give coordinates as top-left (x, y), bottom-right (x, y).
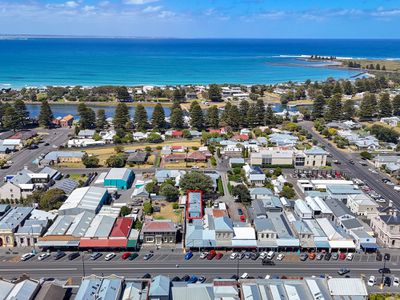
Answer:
top-left (1, 38), bottom-right (399, 88)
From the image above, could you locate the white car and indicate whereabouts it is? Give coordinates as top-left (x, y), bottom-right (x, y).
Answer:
top-left (230, 252), bottom-right (238, 260)
top-left (393, 277), bottom-right (399, 287)
top-left (346, 253), bottom-right (354, 261)
top-left (264, 274), bottom-right (271, 279)
top-left (38, 253), bottom-right (51, 261)
top-left (259, 252), bottom-right (268, 260)
top-left (240, 273), bottom-right (249, 279)
top-left (367, 275), bottom-right (376, 287)
top-left (200, 252), bottom-right (209, 259)
top-left (105, 253), bottom-right (116, 261)
top-left (21, 253), bottom-right (35, 261)
top-left (276, 253), bottom-right (285, 261)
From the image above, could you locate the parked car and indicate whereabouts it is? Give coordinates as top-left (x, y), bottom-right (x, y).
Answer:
top-left (215, 253), bottom-right (223, 260)
top-left (299, 253), bottom-right (308, 261)
top-left (346, 253), bottom-right (354, 261)
top-left (266, 251), bottom-right (275, 260)
top-left (240, 273), bottom-right (249, 279)
top-left (198, 276), bottom-right (206, 283)
top-left (90, 252), bottom-right (102, 260)
top-left (316, 253), bottom-right (324, 260)
top-left (188, 276), bottom-right (198, 284)
top-left (339, 253), bottom-right (346, 260)
top-left (276, 253), bottom-right (285, 261)
top-left (367, 275), bottom-right (376, 287)
top-left (379, 268), bottom-right (391, 274)
top-left (384, 253), bottom-right (391, 261)
top-left (384, 276), bottom-right (392, 287)
top-left (338, 268), bottom-right (350, 276)
top-left (142, 273), bottom-right (151, 279)
top-left (309, 253), bottom-right (316, 260)
top-left (121, 252), bottom-right (131, 260)
top-left (238, 252), bottom-right (245, 260)
top-left (230, 252), bottom-right (238, 260)
top-left (68, 252), bottom-right (80, 261)
top-left (181, 275), bottom-right (190, 282)
top-left (393, 277), bottom-right (399, 287)
top-left (143, 253), bottom-right (154, 260)
top-left (251, 253), bottom-right (259, 260)
top-left (105, 253), bottom-right (116, 261)
top-left (38, 252), bottom-right (50, 261)
top-left (324, 253), bottom-right (331, 261)
top-left (237, 208), bottom-right (244, 216)
top-left (53, 251), bottom-right (66, 260)
top-left (259, 252), bottom-right (268, 260)
top-left (21, 253), bottom-right (35, 261)
top-left (244, 252), bottom-right (252, 259)
top-left (128, 253), bottom-right (138, 261)
top-left (207, 250), bottom-right (216, 260)
top-left (230, 275), bottom-right (239, 280)
top-left (184, 251), bottom-right (193, 260)
top-left (171, 276), bottom-right (181, 282)
top-left (200, 252), bottom-right (209, 259)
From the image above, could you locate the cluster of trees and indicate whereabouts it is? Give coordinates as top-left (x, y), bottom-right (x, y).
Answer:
top-left (312, 92), bottom-right (400, 121)
top-left (369, 124), bottom-right (400, 143)
top-left (347, 61), bottom-right (386, 71)
top-left (0, 100), bottom-right (30, 130)
top-left (310, 55), bottom-right (336, 60)
top-left (23, 188), bottom-right (66, 211)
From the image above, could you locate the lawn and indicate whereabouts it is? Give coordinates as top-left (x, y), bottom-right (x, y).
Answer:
top-left (56, 162), bottom-right (85, 168)
top-left (163, 162), bottom-right (208, 169)
top-left (152, 201), bottom-right (183, 223)
top-left (69, 173), bottom-right (88, 181)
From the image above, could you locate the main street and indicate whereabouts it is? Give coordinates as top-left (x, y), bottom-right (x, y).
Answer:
top-left (0, 251), bottom-right (398, 290)
top-left (300, 121), bottom-right (400, 207)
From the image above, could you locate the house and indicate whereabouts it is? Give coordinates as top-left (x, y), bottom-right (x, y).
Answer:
top-left (374, 155), bottom-right (400, 168)
top-left (231, 134), bottom-right (249, 141)
top-left (131, 185), bottom-right (150, 200)
top-left (269, 133), bottom-right (299, 146)
top-left (229, 157), bottom-right (245, 167)
top-left (127, 152), bottom-right (148, 165)
top-left (326, 184), bottom-right (363, 202)
top-left (249, 187), bottom-right (274, 200)
top-left (163, 153), bottom-right (186, 163)
top-left (58, 115), bottom-right (74, 127)
top-left (0, 207), bottom-right (33, 248)
top-left (249, 196), bottom-right (283, 219)
top-left (41, 151), bottom-right (85, 165)
top-left (243, 164), bottom-right (265, 185)
top-left (380, 116), bottom-right (400, 127)
top-left (39, 166), bottom-right (62, 181)
top-left (155, 170), bottom-right (186, 185)
top-left (104, 168), bottom-right (134, 190)
top-left (186, 151), bottom-right (207, 162)
top-left (58, 186), bottom-right (108, 215)
top-left (78, 129), bottom-right (96, 139)
top-left (141, 220), bottom-right (178, 246)
top-left (149, 275), bottom-right (170, 300)
top-left (371, 206), bottom-right (400, 248)
top-left (347, 194), bottom-right (379, 218)
top-left (133, 132), bottom-right (148, 141)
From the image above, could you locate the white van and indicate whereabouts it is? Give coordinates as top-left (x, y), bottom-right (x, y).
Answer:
top-left (266, 251), bottom-right (275, 260)
top-left (394, 186), bottom-right (400, 191)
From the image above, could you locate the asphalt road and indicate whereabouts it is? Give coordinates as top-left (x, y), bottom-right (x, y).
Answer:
top-left (301, 121), bottom-right (400, 206)
top-left (0, 128), bottom-right (71, 177)
top-left (1, 252), bottom-right (399, 291)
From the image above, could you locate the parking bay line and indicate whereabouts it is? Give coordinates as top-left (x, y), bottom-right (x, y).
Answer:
top-left (92, 267), bottom-right (400, 271)
top-left (0, 268), bottom-right (77, 272)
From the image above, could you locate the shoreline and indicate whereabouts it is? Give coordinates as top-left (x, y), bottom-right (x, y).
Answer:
top-left (23, 101), bottom-right (174, 108)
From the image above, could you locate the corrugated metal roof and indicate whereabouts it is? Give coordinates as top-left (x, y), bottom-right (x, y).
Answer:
top-left (84, 215), bottom-right (115, 238)
top-left (105, 168), bottom-right (132, 182)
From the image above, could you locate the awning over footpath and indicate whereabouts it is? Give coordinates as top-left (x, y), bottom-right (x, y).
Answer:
top-left (360, 243), bottom-right (379, 250)
top-left (329, 240), bottom-right (356, 249)
top-left (37, 240), bottom-right (80, 248)
top-left (79, 238), bottom-right (127, 248)
top-left (315, 241), bottom-right (330, 249)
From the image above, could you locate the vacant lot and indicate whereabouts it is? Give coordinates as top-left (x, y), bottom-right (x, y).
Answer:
top-left (152, 201), bottom-right (183, 223)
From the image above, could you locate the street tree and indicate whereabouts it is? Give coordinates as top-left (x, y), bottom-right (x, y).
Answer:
top-left (134, 104), bottom-right (148, 131)
top-left (378, 92), bottom-right (392, 118)
top-left (38, 100), bottom-right (54, 128)
top-left (151, 103), bottom-right (166, 129)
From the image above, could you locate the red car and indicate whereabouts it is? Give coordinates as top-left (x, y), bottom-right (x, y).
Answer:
top-left (207, 250), bottom-right (216, 260)
top-left (309, 253), bottom-right (316, 260)
top-left (215, 253), bottom-right (223, 260)
top-left (121, 252), bottom-right (131, 260)
top-left (240, 215), bottom-right (246, 222)
top-left (339, 253), bottom-right (346, 260)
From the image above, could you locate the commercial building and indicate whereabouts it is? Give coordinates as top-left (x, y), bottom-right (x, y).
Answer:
top-left (347, 194), bottom-right (379, 218)
top-left (303, 147), bottom-right (328, 168)
top-left (41, 151), bottom-right (85, 166)
top-left (58, 186), bottom-right (108, 215)
top-left (103, 168), bottom-right (134, 190)
top-left (141, 220), bottom-right (178, 246)
top-left (75, 275), bottom-right (124, 300)
top-left (0, 207), bottom-right (33, 248)
top-left (371, 206), bottom-right (400, 248)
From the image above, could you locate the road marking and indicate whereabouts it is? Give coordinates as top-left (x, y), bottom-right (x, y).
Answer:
top-left (92, 267), bottom-right (400, 271)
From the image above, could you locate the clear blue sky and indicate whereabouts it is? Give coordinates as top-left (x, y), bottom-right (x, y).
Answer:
top-left (1, 0), bottom-right (400, 38)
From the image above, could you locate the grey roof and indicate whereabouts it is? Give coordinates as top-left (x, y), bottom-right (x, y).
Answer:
top-left (254, 218), bottom-right (276, 232)
top-left (341, 218), bottom-right (363, 230)
top-left (5, 279), bottom-right (39, 300)
top-left (0, 280), bottom-right (15, 298)
top-left (51, 178), bottom-right (79, 194)
top-left (326, 185), bottom-right (363, 195)
top-left (149, 275), bottom-right (170, 297)
top-left (304, 146), bottom-right (328, 155)
top-left (75, 275), bottom-right (123, 300)
top-left (268, 212), bottom-right (294, 239)
top-left (249, 187), bottom-right (274, 196)
top-left (39, 167), bottom-right (60, 179)
top-left (213, 216), bottom-right (233, 232)
top-left (0, 207), bottom-right (33, 231)
top-left (15, 219), bottom-right (48, 235)
top-left (380, 214), bottom-right (400, 225)
top-left (43, 151), bottom-right (85, 161)
top-left (10, 169), bottom-right (34, 185)
top-left (0, 204), bottom-right (11, 215)
top-left (84, 215), bottom-right (116, 238)
top-left (34, 281), bottom-right (67, 300)
top-left (105, 168), bottom-right (133, 182)
top-left (78, 129), bottom-right (95, 137)
top-left (324, 197), bottom-right (354, 218)
top-left (45, 212), bottom-right (95, 237)
top-left (127, 152), bottom-right (148, 163)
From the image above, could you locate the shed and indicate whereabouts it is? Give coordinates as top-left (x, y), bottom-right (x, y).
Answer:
top-left (104, 168), bottom-right (134, 190)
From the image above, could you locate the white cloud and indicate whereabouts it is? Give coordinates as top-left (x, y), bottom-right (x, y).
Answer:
top-left (123, 0), bottom-right (159, 5)
top-left (64, 1), bottom-right (79, 8)
top-left (98, 1), bottom-right (110, 7)
top-left (83, 5), bottom-right (96, 12)
top-left (158, 10), bottom-right (175, 18)
top-left (371, 8), bottom-right (400, 17)
top-left (142, 5), bottom-right (162, 13)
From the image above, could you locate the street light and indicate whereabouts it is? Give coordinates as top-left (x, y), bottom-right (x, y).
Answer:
top-left (81, 251), bottom-right (86, 278)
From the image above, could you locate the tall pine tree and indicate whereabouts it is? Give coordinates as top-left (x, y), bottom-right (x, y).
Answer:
top-left (77, 103), bottom-right (95, 129)
top-left (151, 103), bottom-right (166, 129)
top-left (325, 94), bottom-right (342, 121)
top-left (246, 103), bottom-right (258, 128)
top-left (342, 99), bottom-right (355, 120)
top-left (312, 94), bottom-right (325, 119)
top-left (265, 104), bottom-right (275, 125)
top-left (38, 100), bottom-right (54, 128)
top-left (392, 95), bottom-right (400, 116)
top-left (96, 109), bottom-right (107, 131)
top-left (14, 99), bottom-right (29, 128)
top-left (170, 106), bottom-right (184, 129)
top-left (378, 92), bottom-right (392, 118)
top-left (134, 104), bottom-right (148, 131)
top-left (189, 101), bottom-right (204, 130)
top-left (255, 99), bottom-right (266, 126)
top-left (207, 105), bottom-right (219, 128)
top-left (359, 92), bottom-right (377, 120)
top-left (239, 100), bottom-right (250, 127)
top-left (114, 103), bottom-right (130, 130)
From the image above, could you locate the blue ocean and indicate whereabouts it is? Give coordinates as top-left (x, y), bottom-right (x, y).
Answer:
top-left (0, 38), bottom-right (399, 88)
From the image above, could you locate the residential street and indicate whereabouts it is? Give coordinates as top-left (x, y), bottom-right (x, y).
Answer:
top-left (300, 121), bottom-right (400, 207)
